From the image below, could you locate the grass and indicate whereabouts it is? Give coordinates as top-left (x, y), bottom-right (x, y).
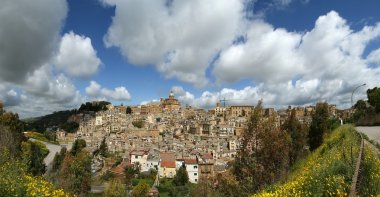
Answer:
top-left (253, 125), bottom-right (361, 197)
top-left (361, 133), bottom-right (380, 150)
top-left (156, 178), bottom-right (197, 197)
top-left (157, 178), bottom-right (174, 197)
top-left (24, 131), bottom-right (59, 145)
top-left (360, 145), bottom-right (380, 196)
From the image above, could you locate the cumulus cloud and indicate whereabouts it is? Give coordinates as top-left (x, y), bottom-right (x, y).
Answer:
top-left (213, 11), bottom-right (380, 108)
top-left (0, 65), bottom-right (85, 118)
top-left (55, 31), bottom-right (102, 78)
top-left (86, 81), bottom-right (131, 101)
top-left (24, 65), bottom-right (80, 104)
top-left (0, 0), bottom-right (87, 118)
top-left (214, 20), bottom-right (303, 84)
top-left (103, 0), bottom-right (244, 87)
top-left (0, 86), bottom-right (22, 107)
top-left (3, 90), bottom-right (21, 107)
top-left (6, 92), bottom-right (84, 118)
top-left (367, 48), bottom-right (380, 67)
top-left (171, 86), bottom-right (266, 109)
top-left (0, 0), bottom-right (67, 83)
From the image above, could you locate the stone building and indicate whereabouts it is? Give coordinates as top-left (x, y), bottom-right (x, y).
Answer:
top-left (228, 106), bottom-right (254, 118)
top-left (160, 91), bottom-right (181, 111)
top-left (214, 102), bottom-right (226, 116)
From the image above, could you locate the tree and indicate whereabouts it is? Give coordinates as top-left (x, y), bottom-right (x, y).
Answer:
top-left (0, 101), bottom-right (3, 115)
top-left (132, 120), bottom-right (144, 128)
top-left (126, 106), bottom-right (132, 114)
top-left (71, 139), bottom-right (86, 156)
top-left (282, 109), bottom-right (308, 166)
top-left (104, 179), bottom-right (127, 197)
top-left (367, 87), bottom-right (380, 112)
top-left (125, 163), bottom-right (140, 186)
top-left (189, 177), bottom-right (220, 197)
top-left (173, 164), bottom-right (189, 186)
top-left (99, 137), bottom-right (108, 157)
top-left (51, 147), bottom-right (67, 173)
top-left (21, 141), bottom-right (49, 176)
top-left (59, 150), bottom-right (92, 195)
top-left (233, 100), bottom-right (290, 194)
top-left (78, 101), bottom-right (111, 112)
top-left (309, 103), bottom-right (329, 151)
top-left (0, 111), bottom-right (25, 156)
top-left (130, 181), bottom-right (150, 197)
top-left (214, 171), bottom-right (241, 197)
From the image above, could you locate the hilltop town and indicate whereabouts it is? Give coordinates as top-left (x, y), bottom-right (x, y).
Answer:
top-left (55, 91), bottom-right (347, 184)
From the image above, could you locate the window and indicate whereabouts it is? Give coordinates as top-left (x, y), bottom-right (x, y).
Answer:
top-left (194, 173), bottom-right (197, 176)
top-left (193, 166), bottom-right (197, 169)
top-left (195, 179), bottom-right (198, 182)
top-left (135, 155), bottom-right (138, 159)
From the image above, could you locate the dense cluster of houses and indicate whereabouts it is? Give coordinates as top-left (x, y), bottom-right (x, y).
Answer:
top-left (55, 92), bottom-right (345, 184)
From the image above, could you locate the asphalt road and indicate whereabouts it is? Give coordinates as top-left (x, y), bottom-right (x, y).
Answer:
top-left (356, 126), bottom-right (380, 144)
top-left (29, 138), bottom-right (72, 171)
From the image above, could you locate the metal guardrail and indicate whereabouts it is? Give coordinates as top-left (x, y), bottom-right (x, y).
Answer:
top-left (349, 132), bottom-right (364, 197)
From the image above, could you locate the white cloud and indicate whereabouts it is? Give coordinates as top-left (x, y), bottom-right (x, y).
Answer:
top-left (367, 48), bottom-right (380, 67)
top-left (213, 11), bottom-right (380, 108)
top-left (24, 65), bottom-right (79, 104)
top-left (171, 86), bottom-right (266, 109)
top-left (4, 90), bottom-right (21, 107)
top-left (6, 92), bottom-right (84, 118)
top-left (0, 0), bottom-right (67, 83)
top-left (0, 0), bottom-right (87, 118)
top-left (55, 31), bottom-right (102, 78)
top-left (86, 81), bottom-right (131, 101)
top-left (0, 86), bottom-right (22, 107)
top-left (103, 0), bottom-right (245, 87)
top-left (214, 20), bottom-right (303, 84)
top-left (2, 65), bottom-right (85, 118)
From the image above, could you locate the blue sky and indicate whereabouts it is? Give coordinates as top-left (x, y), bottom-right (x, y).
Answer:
top-left (1, 0), bottom-right (380, 118)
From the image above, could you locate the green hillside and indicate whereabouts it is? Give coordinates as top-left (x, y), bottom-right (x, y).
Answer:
top-left (24, 101), bottom-right (111, 133)
top-left (254, 125), bottom-right (361, 196)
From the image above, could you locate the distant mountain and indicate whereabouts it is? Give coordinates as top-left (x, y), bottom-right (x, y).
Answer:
top-left (24, 101), bottom-right (111, 133)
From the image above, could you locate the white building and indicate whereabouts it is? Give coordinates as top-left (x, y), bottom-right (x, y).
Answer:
top-left (95, 115), bottom-right (103, 126)
top-left (130, 150), bottom-right (149, 172)
top-left (175, 159), bottom-right (184, 170)
top-left (184, 159), bottom-right (199, 184)
top-left (142, 155), bottom-right (160, 172)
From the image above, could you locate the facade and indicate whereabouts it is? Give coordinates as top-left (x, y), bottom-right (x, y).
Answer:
top-left (159, 160), bottom-right (176, 178)
top-left (229, 106), bottom-right (254, 118)
top-left (184, 159), bottom-right (199, 183)
top-left (130, 150), bottom-right (149, 171)
top-left (214, 102), bottom-right (226, 116)
top-left (197, 153), bottom-right (214, 180)
top-left (160, 91), bottom-right (181, 111)
top-left (95, 115), bottom-right (103, 126)
top-left (143, 157), bottom-right (160, 172)
top-left (141, 102), bottom-right (162, 114)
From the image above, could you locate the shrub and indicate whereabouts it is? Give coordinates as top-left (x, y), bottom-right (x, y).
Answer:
top-left (253, 125), bottom-right (360, 197)
top-left (360, 145), bottom-right (380, 195)
top-left (0, 149), bottom-right (70, 197)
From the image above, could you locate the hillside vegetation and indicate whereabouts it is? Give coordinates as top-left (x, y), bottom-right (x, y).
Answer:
top-left (24, 101), bottom-right (111, 133)
top-left (254, 125), bottom-right (361, 196)
top-left (352, 87), bottom-right (380, 126)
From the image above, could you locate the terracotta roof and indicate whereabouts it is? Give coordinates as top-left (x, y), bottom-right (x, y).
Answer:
top-left (109, 161), bottom-right (131, 175)
top-left (160, 160), bottom-right (176, 168)
top-left (184, 159), bottom-right (197, 165)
